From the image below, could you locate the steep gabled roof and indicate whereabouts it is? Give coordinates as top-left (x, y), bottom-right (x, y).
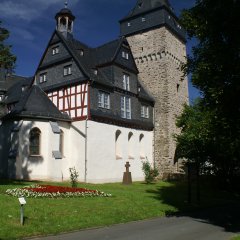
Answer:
top-left (3, 85), bottom-right (71, 122)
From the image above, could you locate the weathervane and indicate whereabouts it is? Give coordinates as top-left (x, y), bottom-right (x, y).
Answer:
top-left (64, 1), bottom-right (68, 8)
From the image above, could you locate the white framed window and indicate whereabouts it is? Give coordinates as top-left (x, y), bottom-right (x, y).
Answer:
top-left (122, 51), bottom-right (129, 60)
top-left (52, 46), bottom-right (59, 55)
top-left (63, 65), bottom-right (72, 76)
top-left (98, 91), bottom-right (110, 109)
top-left (123, 74), bottom-right (130, 91)
top-left (141, 105), bottom-right (149, 118)
top-left (121, 96), bottom-right (131, 119)
top-left (39, 73), bottom-right (47, 83)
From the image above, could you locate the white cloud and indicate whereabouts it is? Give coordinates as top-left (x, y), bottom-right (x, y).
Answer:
top-left (0, 0), bottom-right (78, 21)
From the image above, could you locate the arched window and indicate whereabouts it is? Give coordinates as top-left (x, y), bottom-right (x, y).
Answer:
top-left (29, 128), bottom-right (41, 155)
top-left (128, 132), bottom-right (134, 159)
top-left (139, 134), bottom-right (145, 159)
top-left (59, 130), bottom-right (64, 155)
top-left (115, 130), bottom-right (122, 159)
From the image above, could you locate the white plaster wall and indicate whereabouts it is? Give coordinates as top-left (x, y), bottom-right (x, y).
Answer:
top-left (16, 120), bottom-right (85, 182)
top-left (59, 121), bottom-right (86, 182)
top-left (17, 120), bottom-right (51, 180)
top-left (86, 121), bottom-right (153, 183)
top-left (14, 119), bottom-right (153, 183)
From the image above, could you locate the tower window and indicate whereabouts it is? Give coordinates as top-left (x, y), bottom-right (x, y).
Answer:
top-left (63, 65), bottom-right (72, 76)
top-left (177, 83), bottom-right (180, 92)
top-left (39, 73), bottom-right (47, 83)
top-left (52, 46), bottom-right (59, 55)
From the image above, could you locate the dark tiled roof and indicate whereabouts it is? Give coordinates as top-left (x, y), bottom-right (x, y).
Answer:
top-left (55, 7), bottom-right (75, 20)
top-left (91, 109), bottom-right (154, 131)
top-left (0, 74), bottom-right (28, 92)
top-left (120, 0), bottom-right (172, 21)
top-left (119, 0), bottom-right (186, 41)
top-left (3, 85), bottom-right (71, 122)
top-left (4, 77), bottom-right (33, 104)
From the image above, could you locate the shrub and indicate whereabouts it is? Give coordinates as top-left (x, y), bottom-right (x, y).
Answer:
top-left (142, 161), bottom-right (159, 184)
top-left (69, 167), bottom-right (79, 188)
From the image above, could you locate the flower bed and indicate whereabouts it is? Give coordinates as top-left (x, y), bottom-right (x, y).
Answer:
top-left (6, 185), bottom-right (112, 198)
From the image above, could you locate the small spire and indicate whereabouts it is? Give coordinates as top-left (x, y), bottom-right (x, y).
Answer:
top-left (64, 1), bottom-right (68, 8)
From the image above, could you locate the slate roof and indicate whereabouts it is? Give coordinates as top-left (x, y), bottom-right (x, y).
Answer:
top-left (119, 0), bottom-right (186, 41)
top-left (52, 31), bottom-right (153, 102)
top-left (4, 77), bottom-right (33, 104)
top-left (0, 74), bottom-right (28, 92)
top-left (121, 0), bottom-right (173, 21)
top-left (55, 7), bottom-right (75, 20)
top-left (90, 109), bottom-right (154, 131)
top-left (3, 85), bottom-right (71, 122)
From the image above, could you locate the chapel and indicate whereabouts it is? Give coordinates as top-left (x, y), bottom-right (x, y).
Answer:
top-left (0, 0), bottom-right (188, 183)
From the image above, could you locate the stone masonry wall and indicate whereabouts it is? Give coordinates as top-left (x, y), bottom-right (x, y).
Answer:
top-left (127, 27), bottom-right (189, 177)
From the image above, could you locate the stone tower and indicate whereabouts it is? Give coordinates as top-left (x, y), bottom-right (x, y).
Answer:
top-left (120, 0), bottom-right (189, 177)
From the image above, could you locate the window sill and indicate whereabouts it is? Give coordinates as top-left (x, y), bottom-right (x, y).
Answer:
top-left (29, 155), bottom-right (42, 157)
top-left (128, 156), bottom-right (134, 160)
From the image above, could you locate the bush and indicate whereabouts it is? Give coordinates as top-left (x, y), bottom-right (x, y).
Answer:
top-left (142, 161), bottom-right (159, 184)
top-left (69, 167), bottom-right (79, 188)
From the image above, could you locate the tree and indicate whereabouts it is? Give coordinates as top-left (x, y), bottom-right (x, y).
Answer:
top-left (175, 0), bottom-right (240, 187)
top-left (0, 20), bottom-right (16, 71)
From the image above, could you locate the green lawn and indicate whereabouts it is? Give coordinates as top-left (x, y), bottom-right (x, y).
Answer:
top-left (0, 180), bottom-right (239, 239)
top-left (231, 236), bottom-right (240, 240)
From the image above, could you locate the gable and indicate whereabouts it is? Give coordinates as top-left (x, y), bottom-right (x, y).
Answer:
top-left (39, 33), bottom-right (72, 68)
top-left (115, 45), bottom-right (138, 73)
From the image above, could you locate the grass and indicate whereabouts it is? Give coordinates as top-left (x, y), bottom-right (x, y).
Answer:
top-left (231, 236), bottom-right (240, 240)
top-left (0, 179), bottom-right (239, 239)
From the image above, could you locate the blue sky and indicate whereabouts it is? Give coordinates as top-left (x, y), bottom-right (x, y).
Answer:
top-left (0, 0), bottom-right (199, 101)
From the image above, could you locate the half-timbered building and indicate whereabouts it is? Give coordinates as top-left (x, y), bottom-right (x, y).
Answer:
top-left (0, 4), bottom-right (155, 183)
top-left (0, 0), bottom-right (189, 182)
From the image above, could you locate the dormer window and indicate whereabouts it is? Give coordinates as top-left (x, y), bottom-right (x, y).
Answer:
top-left (142, 17), bottom-right (146, 22)
top-left (122, 51), bottom-right (129, 60)
top-left (93, 69), bottom-right (98, 75)
top-left (127, 22), bottom-right (131, 27)
top-left (79, 49), bottom-right (84, 56)
top-left (52, 46), bottom-right (59, 55)
top-left (39, 73), bottom-right (47, 83)
top-left (63, 65), bottom-right (72, 76)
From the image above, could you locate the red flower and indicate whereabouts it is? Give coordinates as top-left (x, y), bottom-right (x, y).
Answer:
top-left (24, 185), bottom-right (98, 194)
